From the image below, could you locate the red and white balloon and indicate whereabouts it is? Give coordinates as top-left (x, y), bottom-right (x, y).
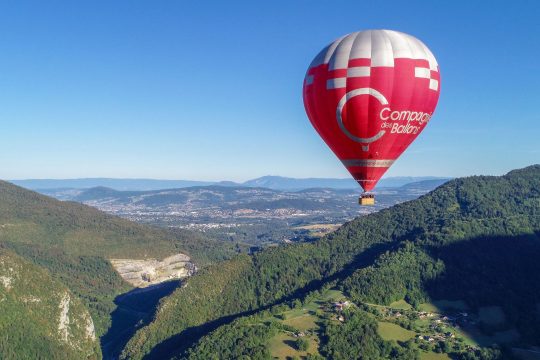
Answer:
top-left (303, 30), bottom-right (441, 192)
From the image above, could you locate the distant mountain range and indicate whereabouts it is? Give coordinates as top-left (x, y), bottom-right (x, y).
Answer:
top-left (9, 178), bottom-right (215, 191)
top-left (9, 175), bottom-right (450, 191)
top-left (34, 179), bottom-right (451, 252)
top-left (241, 175), bottom-right (448, 190)
top-left (40, 179), bottom-right (450, 204)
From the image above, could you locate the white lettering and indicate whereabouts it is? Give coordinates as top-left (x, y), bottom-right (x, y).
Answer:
top-left (379, 108), bottom-right (432, 125)
top-left (380, 107), bottom-right (391, 120)
top-left (391, 122), bottom-right (420, 134)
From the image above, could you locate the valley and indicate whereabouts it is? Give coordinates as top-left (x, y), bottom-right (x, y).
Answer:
top-left (2, 2), bottom-right (537, 358)
top-left (36, 179), bottom-right (449, 248)
top-left (120, 166), bottom-right (540, 360)
top-left (2, 167), bottom-right (540, 360)
top-left (0, 180), bottom-right (237, 359)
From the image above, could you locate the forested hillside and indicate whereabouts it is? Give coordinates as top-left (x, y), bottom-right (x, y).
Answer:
top-left (0, 180), bottom-right (236, 339)
top-left (122, 165), bottom-right (540, 359)
top-left (0, 248), bottom-right (101, 359)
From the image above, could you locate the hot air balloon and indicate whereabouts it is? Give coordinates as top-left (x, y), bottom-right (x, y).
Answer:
top-left (303, 30), bottom-right (440, 205)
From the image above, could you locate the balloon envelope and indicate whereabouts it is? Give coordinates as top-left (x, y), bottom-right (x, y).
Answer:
top-left (303, 30), bottom-right (441, 192)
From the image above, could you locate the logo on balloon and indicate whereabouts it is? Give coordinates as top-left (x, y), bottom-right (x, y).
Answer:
top-left (379, 108), bottom-right (432, 124)
top-left (336, 88), bottom-right (387, 151)
top-left (337, 87), bottom-right (433, 151)
top-left (304, 30), bottom-right (441, 192)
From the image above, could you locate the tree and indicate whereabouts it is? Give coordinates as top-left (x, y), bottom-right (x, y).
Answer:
top-left (296, 338), bottom-right (309, 351)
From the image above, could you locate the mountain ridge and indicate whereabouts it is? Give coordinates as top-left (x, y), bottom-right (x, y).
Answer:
top-left (9, 175), bottom-right (450, 191)
top-left (45, 178), bottom-right (450, 203)
top-left (0, 179), bottom-right (237, 342)
top-left (120, 165), bottom-right (540, 359)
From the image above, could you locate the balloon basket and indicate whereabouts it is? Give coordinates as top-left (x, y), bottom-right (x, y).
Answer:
top-left (359, 193), bottom-right (375, 206)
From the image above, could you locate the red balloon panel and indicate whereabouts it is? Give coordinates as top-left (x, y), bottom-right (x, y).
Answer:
top-left (303, 30), bottom-right (441, 192)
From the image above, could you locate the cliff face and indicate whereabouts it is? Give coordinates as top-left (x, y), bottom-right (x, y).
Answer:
top-left (0, 180), bottom-right (233, 338)
top-left (110, 253), bottom-right (195, 288)
top-left (0, 249), bottom-right (101, 359)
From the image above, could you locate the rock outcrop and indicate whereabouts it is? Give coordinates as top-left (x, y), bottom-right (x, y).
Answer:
top-left (110, 253), bottom-right (195, 287)
top-left (0, 249), bottom-right (101, 358)
top-left (58, 292), bottom-right (71, 343)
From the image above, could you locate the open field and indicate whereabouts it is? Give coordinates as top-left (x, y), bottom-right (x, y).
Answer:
top-left (292, 223), bottom-right (342, 238)
top-left (420, 352), bottom-right (452, 360)
top-left (389, 299), bottom-right (413, 310)
top-left (318, 289), bottom-right (346, 302)
top-left (283, 314), bottom-right (318, 332)
top-left (267, 333), bottom-right (319, 359)
top-left (266, 290), bottom-right (342, 359)
top-left (292, 224), bottom-right (341, 231)
top-left (377, 321), bottom-right (416, 341)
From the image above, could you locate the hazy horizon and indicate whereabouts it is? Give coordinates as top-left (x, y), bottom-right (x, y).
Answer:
top-left (8, 174), bottom-right (451, 181)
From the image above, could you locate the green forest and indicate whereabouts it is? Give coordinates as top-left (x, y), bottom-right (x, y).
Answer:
top-left (1, 166), bottom-right (539, 359)
top-left (122, 165), bottom-right (540, 359)
top-left (0, 248), bottom-right (101, 359)
top-left (0, 179), bottom-right (237, 357)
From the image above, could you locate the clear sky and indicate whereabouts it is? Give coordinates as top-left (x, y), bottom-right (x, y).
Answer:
top-left (1, 0), bottom-right (538, 181)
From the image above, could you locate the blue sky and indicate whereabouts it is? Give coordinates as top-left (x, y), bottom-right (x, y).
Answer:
top-left (0, 1), bottom-right (538, 181)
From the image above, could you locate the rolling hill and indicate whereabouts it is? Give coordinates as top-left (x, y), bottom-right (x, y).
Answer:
top-left (120, 165), bottom-right (540, 359)
top-left (0, 180), bottom-right (237, 348)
